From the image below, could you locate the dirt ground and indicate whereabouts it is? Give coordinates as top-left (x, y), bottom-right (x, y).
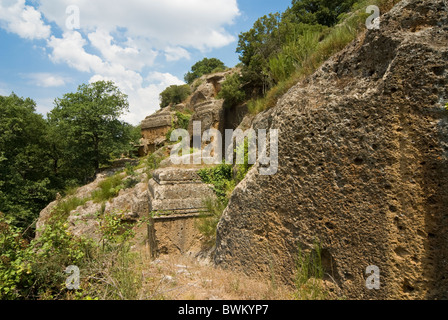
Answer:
top-left (134, 249), bottom-right (295, 300)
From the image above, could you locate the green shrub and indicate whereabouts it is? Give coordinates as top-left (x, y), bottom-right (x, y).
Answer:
top-left (0, 213), bottom-right (32, 299)
top-left (267, 26), bottom-right (322, 83)
top-left (198, 164), bottom-right (235, 205)
top-left (175, 111), bottom-right (192, 131)
top-left (92, 174), bottom-right (124, 203)
top-left (218, 73), bottom-right (246, 108)
top-left (0, 207), bottom-right (142, 300)
top-left (248, 2), bottom-right (372, 115)
top-left (125, 162), bottom-right (136, 177)
top-left (52, 196), bottom-right (90, 221)
top-left (100, 212), bottom-right (135, 245)
top-left (294, 241), bottom-right (327, 300)
top-left (235, 138), bottom-right (253, 183)
top-left (160, 85), bottom-right (191, 109)
top-left (184, 58), bottom-right (227, 85)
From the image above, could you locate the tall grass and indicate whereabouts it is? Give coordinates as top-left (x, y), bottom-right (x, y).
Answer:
top-left (294, 241), bottom-right (327, 300)
top-left (52, 196), bottom-right (90, 221)
top-left (195, 197), bottom-right (227, 248)
top-left (91, 174), bottom-right (125, 203)
top-left (248, 0), bottom-right (400, 115)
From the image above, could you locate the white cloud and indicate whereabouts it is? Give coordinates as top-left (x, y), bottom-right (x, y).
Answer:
top-left (88, 71), bottom-right (185, 125)
top-left (47, 30), bottom-right (185, 124)
top-left (0, 0), bottom-right (50, 40)
top-left (23, 73), bottom-right (72, 87)
top-left (38, 0), bottom-right (239, 51)
top-left (10, 0), bottom-right (240, 125)
top-left (34, 97), bottom-right (55, 116)
top-left (88, 29), bottom-right (158, 71)
top-left (0, 84), bottom-right (9, 96)
top-left (47, 31), bottom-right (104, 73)
top-left (165, 46), bottom-right (191, 62)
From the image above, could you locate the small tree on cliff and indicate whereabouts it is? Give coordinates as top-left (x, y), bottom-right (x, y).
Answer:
top-left (184, 58), bottom-right (227, 85)
top-left (159, 84), bottom-right (191, 109)
top-left (48, 81), bottom-right (131, 180)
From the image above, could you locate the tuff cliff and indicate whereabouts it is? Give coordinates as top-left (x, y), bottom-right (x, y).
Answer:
top-left (214, 0), bottom-right (448, 300)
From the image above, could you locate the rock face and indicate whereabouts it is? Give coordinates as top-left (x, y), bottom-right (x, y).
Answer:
top-left (188, 99), bottom-right (225, 140)
top-left (148, 168), bottom-right (216, 257)
top-left (188, 70), bottom-right (234, 108)
top-left (215, 0), bottom-right (448, 300)
top-left (36, 168), bottom-right (150, 244)
top-left (140, 107), bottom-right (173, 155)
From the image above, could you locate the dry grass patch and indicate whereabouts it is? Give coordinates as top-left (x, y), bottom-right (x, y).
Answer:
top-left (133, 251), bottom-right (295, 300)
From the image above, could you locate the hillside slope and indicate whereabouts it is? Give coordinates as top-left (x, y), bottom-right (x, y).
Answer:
top-left (215, 0), bottom-right (448, 299)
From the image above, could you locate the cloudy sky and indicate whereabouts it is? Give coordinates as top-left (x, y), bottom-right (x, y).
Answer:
top-left (0, 0), bottom-right (291, 125)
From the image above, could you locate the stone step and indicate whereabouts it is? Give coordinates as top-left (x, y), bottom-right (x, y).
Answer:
top-left (149, 197), bottom-right (208, 213)
top-left (148, 179), bottom-right (214, 200)
top-left (152, 168), bottom-right (203, 185)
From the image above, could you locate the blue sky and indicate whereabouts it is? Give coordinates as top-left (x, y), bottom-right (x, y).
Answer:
top-left (0, 0), bottom-right (292, 125)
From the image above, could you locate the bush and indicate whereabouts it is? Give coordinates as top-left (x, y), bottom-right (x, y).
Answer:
top-left (175, 111), bottom-right (192, 131)
top-left (218, 73), bottom-right (246, 108)
top-left (248, 2), bottom-right (372, 115)
top-left (184, 58), bottom-right (227, 85)
top-left (0, 213), bottom-right (32, 299)
top-left (0, 207), bottom-right (142, 300)
top-left (160, 85), bottom-right (191, 109)
top-left (294, 241), bottom-right (328, 300)
top-left (235, 138), bottom-right (254, 183)
top-left (92, 174), bottom-right (125, 203)
top-left (198, 164), bottom-right (235, 205)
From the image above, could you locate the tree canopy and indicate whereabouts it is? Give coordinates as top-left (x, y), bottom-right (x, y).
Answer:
top-left (0, 94), bottom-right (54, 230)
top-left (184, 58), bottom-right (227, 85)
top-left (160, 84), bottom-right (191, 109)
top-left (288, 0), bottom-right (357, 27)
top-left (0, 81), bottom-right (139, 232)
top-left (49, 81), bottom-right (132, 177)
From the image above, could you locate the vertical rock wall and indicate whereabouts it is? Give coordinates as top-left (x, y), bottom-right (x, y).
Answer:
top-left (215, 0), bottom-right (448, 299)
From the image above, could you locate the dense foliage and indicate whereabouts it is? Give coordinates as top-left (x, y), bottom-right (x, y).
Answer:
top-left (233, 0), bottom-right (381, 111)
top-left (0, 94), bottom-right (55, 230)
top-left (49, 81), bottom-right (134, 181)
top-left (0, 81), bottom-right (139, 233)
top-left (159, 84), bottom-right (191, 109)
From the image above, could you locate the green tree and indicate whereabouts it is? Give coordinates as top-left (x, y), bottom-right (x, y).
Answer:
top-left (287, 0), bottom-right (357, 27)
top-left (159, 84), bottom-right (191, 109)
top-left (48, 81), bottom-right (131, 181)
top-left (0, 94), bottom-right (55, 230)
top-left (236, 13), bottom-right (283, 95)
top-left (184, 58), bottom-right (227, 85)
top-left (217, 73), bottom-right (246, 108)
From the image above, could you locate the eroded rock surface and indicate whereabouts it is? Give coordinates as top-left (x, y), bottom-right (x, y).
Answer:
top-left (148, 168), bottom-right (216, 257)
top-left (215, 0), bottom-right (448, 300)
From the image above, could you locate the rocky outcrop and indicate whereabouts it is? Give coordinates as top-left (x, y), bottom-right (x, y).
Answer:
top-left (139, 107), bottom-right (173, 156)
top-left (188, 99), bottom-right (225, 140)
top-left (36, 167), bottom-right (150, 244)
top-left (188, 70), bottom-right (235, 107)
top-left (215, 0), bottom-right (448, 300)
